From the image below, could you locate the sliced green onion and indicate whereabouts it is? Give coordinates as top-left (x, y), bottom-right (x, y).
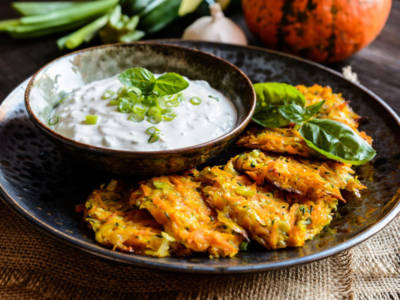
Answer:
top-left (48, 115), bottom-right (59, 126)
top-left (117, 97), bottom-right (132, 113)
top-left (145, 126), bottom-right (160, 135)
top-left (148, 134), bottom-right (159, 143)
top-left (128, 112), bottom-right (145, 122)
top-left (165, 95), bottom-right (180, 107)
top-left (208, 95), bottom-right (220, 102)
top-left (145, 126), bottom-right (160, 144)
top-left (163, 111), bottom-right (176, 122)
top-left (109, 99), bottom-right (119, 106)
top-left (189, 96), bottom-right (202, 105)
top-left (132, 103), bottom-right (147, 114)
top-left (85, 115), bottom-right (98, 125)
top-left (177, 93), bottom-right (184, 102)
top-left (102, 90), bottom-right (115, 100)
top-left (147, 106), bottom-right (162, 124)
top-left (155, 97), bottom-right (167, 109)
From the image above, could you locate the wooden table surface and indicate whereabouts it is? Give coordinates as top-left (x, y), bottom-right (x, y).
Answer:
top-left (1, 0), bottom-right (399, 115)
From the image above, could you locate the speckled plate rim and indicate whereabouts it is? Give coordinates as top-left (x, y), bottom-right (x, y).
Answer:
top-left (0, 40), bottom-right (400, 274)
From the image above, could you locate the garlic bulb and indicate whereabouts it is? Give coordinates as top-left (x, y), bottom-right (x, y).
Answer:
top-left (182, 3), bottom-right (247, 45)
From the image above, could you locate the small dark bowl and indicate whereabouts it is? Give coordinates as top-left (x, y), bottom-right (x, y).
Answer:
top-left (24, 43), bottom-right (256, 176)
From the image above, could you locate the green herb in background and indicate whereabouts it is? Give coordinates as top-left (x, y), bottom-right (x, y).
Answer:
top-left (253, 82), bottom-right (376, 165)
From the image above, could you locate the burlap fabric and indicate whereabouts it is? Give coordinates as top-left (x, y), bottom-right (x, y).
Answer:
top-left (0, 201), bottom-right (399, 299)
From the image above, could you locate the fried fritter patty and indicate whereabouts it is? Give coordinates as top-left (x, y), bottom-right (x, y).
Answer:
top-left (81, 180), bottom-right (187, 257)
top-left (231, 150), bottom-right (366, 201)
top-left (197, 162), bottom-right (338, 249)
top-left (237, 85), bottom-right (373, 157)
top-left (297, 84), bottom-right (361, 130)
top-left (130, 174), bottom-right (244, 258)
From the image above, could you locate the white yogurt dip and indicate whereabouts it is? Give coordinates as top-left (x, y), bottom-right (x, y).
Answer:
top-left (50, 73), bottom-right (237, 151)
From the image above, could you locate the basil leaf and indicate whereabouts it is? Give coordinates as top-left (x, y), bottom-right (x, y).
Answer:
top-left (153, 73), bottom-right (189, 96)
top-left (119, 67), bottom-right (155, 95)
top-left (304, 100), bottom-right (325, 120)
top-left (253, 106), bottom-right (291, 128)
top-left (254, 82), bottom-right (306, 107)
top-left (278, 103), bottom-right (306, 123)
top-left (298, 119), bottom-right (376, 165)
top-left (279, 100), bottom-right (325, 123)
top-left (253, 82), bottom-right (306, 128)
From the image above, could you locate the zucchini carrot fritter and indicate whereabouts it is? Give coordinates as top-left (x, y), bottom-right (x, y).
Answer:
top-left (297, 84), bottom-right (361, 131)
top-left (231, 150), bottom-right (366, 201)
top-left (130, 174), bottom-right (245, 258)
top-left (197, 162), bottom-right (338, 249)
top-left (80, 180), bottom-right (188, 257)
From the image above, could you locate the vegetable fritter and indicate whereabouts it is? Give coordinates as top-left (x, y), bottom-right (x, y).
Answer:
top-left (130, 174), bottom-right (245, 258)
top-left (197, 162), bottom-right (338, 249)
top-left (232, 150), bottom-right (366, 201)
top-left (237, 84), bottom-right (373, 157)
top-left (297, 84), bottom-right (361, 130)
top-left (80, 180), bottom-right (187, 257)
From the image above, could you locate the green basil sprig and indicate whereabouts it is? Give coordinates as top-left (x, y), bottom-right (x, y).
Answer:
top-left (118, 67), bottom-right (189, 97)
top-left (102, 67), bottom-right (190, 143)
top-left (253, 82), bottom-right (376, 165)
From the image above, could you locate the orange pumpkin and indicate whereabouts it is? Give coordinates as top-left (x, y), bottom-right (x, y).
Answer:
top-left (242, 0), bottom-right (392, 62)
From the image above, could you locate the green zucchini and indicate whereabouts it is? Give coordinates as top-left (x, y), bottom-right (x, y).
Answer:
top-left (140, 0), bottom-right (181, 33)
top-left (120, 0), bottom-right (153, 15)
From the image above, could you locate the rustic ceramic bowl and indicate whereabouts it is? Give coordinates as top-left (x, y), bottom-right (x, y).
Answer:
top-left (24, 43), bottom-right (256, 176)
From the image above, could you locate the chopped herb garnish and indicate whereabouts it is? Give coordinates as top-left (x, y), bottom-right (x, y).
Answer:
top-left (148, 134), bottom-right (159, 143)
top-left (208, 95), bottom-right (220, 101)
top-left (102, 89), bottom-right (115, 100)
top-left (162, 111), bottom-right (177, 122)
top-left (189, 96), bottom-right (202, 105)
top-left (85, 115), bottom-right (98, 125)
top-left (128, 112), bottom-right (145, 122)
top-left (145, 126), bottom-right (160, 143)
top-left (145, 126), bottom-right (160, 136)
top-left (48, 115), bottom-right (59, 126)
top-left (100, 68), bottom-right (190, 139)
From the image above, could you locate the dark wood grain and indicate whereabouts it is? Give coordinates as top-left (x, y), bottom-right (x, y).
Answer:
top-left (1, 0), bottom-right (399, 114)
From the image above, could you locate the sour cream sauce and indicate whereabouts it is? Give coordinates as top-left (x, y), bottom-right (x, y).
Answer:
top-left (51, 74), bottom-right (237, 151)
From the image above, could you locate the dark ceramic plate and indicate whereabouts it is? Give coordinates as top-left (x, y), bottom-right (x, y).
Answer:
top-left (0, 41), bottom-right (399, 274)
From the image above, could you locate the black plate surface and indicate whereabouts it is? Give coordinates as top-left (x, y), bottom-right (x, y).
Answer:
top-left (0, 41), bottom-right (399, 273)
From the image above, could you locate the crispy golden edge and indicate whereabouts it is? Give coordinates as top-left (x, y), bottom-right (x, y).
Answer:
top-left (232, 150), bottom-right (366, 202)
top-left (237, 127), bottom-right (318, 158)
